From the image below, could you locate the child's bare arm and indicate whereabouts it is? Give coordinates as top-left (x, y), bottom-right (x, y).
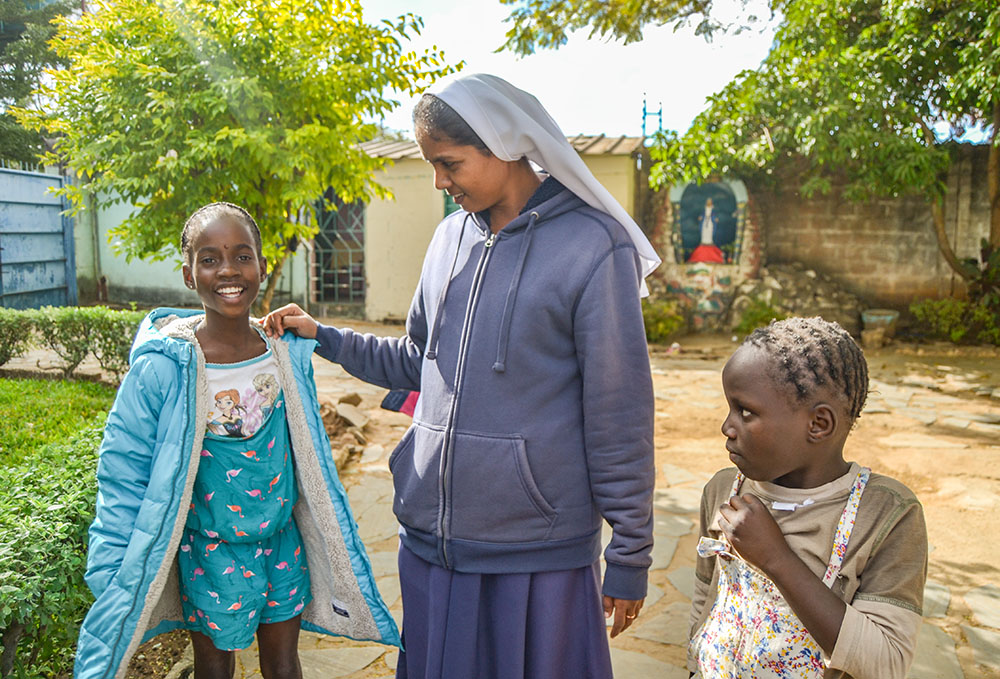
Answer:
top-left (719, 493), bottom-right (846, 655)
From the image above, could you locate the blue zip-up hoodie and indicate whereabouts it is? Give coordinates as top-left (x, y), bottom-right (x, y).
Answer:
top-left (75, 309), bottom-right (399, 679)
top-left (317, 186), bottom-right (655, 600)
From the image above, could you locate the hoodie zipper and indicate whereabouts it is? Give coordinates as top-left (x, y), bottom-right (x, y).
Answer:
top-left (437, 230), bottom-right (497, 567)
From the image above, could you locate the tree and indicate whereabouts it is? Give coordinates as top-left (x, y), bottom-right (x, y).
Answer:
top-left (16, 0), bottom-right (456, 311)
top-left (647, 0), bottom-right (1000, 284)
top-left (0, 0), bottom-right (74, 162)
top-left (498, 0), bottom-right (769, 56)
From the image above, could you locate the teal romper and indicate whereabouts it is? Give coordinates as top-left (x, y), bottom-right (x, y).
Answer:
top-left (178, 350), bottom-right (311, 650)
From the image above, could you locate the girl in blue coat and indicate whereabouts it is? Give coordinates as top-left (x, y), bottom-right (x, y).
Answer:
top-left (266, 74), bottom-right (661, 679)
top-left (76, 203), bottom-right (398, 679)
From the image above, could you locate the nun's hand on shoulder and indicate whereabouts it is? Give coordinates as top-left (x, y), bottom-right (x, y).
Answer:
top-left (264, 303), bottom-right (318, 339)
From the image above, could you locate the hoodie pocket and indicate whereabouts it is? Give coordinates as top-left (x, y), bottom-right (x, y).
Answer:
top-left (449, 430), bottom-right (556, 542)
top-left (388, 423), bottom-right (442, 535)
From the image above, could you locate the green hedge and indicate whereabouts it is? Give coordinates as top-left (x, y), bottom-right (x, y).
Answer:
top-left (909, 298), bottom-right (1000, 345)
top-left (642, 299), bottom-right (687, 343)
top-left (0, 428), bottom-right (102, 678)
top-left (0, 306), bottom-right (144, 381)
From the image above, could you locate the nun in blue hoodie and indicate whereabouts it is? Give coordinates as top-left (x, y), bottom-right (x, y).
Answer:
top-left (265, 73), bottom-right (661, 679)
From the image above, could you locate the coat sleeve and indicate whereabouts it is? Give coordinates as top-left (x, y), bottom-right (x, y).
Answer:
top-left (84, 355), bottom-right (166, 599)
top-left (573, 244), bottom-right (655, 601)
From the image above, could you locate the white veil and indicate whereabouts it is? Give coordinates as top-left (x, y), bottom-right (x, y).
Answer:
top-left (429, 73), bottom-right (661, 297)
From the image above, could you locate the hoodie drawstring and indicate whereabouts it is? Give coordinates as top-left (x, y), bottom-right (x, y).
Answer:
top-left (425, 214), bottom-right (469, 360)
top-left (493, 211), bottom-right (538, 373)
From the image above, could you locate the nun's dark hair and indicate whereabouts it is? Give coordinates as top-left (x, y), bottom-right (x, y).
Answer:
top-left (412, 94), bottom-right (490, 154)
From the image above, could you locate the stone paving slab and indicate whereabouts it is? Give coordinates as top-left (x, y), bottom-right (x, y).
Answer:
top-left (610, 649), bottom-right (688, 679)
top-left (962, 625), bottom-right (1000, 673)
top-left (964, 584), bottom-right (1000, 629)
top-left (654, 511), bottom-right (694, 538)
top-left (879, 432), bottom-right (968, 449)
top-left (345, 476), bottom-right (394, 517)
top-left (644, 582), bottom-right (665, 609)
top-left (923, 580), bottom-right (951, 618)
top-left (908, 623), bottom-right (964, 679)
top-left (660, 463), bottom-right (699, 486)
top-left (653, 487), bottom-right (703, 514)
top-left (368, 550), bottom-right (399, 578)
top-left (299, 646), bottom-right (385, 678)
top-left (357, 504), bottom-right (401, 544)
top-left (650, 536), bottom-right (679, 571)
top-left (667, 567), bottom-right (696, 601)
top-left (896, 408), bottom-right (937, 426)
top-left (631, 601), bottom-right (691, 645)
top-left (375, 575), bottom-right (401, 608)
top-left (942, 410), bottom-right (1000, 424)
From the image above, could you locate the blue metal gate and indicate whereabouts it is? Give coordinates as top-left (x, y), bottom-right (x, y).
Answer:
top-left (0, 166), bottom-right (77, 308)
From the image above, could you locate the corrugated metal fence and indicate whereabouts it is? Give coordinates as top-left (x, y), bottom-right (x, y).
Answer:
top-left (0, 165), bottom-right (77, 308)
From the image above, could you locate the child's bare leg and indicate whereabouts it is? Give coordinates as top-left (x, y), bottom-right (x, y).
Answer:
top-left (256, 616), bottom-right (303, 679)
top-left (190, 630), bottom-right (235, 679)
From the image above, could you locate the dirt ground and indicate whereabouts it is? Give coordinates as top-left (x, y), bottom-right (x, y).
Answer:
top-left (35, 322), bottom-right (995, 678)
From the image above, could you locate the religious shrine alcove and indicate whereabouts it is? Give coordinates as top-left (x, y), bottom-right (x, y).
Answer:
top-left (648, 178), bottom-right (762, 331)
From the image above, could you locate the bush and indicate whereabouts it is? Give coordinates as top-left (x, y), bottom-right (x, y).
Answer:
top-left (0, 306), bottom-right (145, 381)
top-left (642, 299), bottom-right (687, 343)
top-left (0, 428), bottom-right (101, 678)
top-left (0, 308), bottom-right (33, 367)
top-left (90, 307), bottom-right (145, 381)
top-left (733, 298), bottom-right (788, 338)
top-left (27, 306), bottom-right (99, 378)
top-left (910, 298), bottom-right (1000, 345)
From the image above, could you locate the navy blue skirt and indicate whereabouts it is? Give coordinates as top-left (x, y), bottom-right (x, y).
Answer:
top-left (396, 544), bottom-right (613, 679)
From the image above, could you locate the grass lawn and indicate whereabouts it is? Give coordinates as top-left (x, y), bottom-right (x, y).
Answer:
top-left (0, 378), bottom-right (115, 464)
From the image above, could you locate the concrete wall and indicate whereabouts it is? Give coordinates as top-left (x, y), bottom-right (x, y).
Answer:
top-left (752, 144), bottom-right (990, 309)
top-left (362, 159), bottom-right (439, 321)
top-left (359, 153), bottom-right (642, 321)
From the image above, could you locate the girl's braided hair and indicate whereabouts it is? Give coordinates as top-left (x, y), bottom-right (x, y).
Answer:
top-left (181, 202), bottom-right (262, 263)
top-left (744, 316), bottom-right (869, 420)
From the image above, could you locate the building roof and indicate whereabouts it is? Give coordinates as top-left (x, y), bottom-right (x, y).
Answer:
top-left (360, 134), bottom-right (644, 160)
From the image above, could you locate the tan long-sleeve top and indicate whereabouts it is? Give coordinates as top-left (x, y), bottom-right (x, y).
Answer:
top-left (689, 462), bottom-right (927, 679)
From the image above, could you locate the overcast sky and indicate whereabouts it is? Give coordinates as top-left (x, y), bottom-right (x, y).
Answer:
top-left (362, 0), bottom-right (778, 138)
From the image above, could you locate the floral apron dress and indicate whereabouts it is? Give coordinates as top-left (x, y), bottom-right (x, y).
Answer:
top-left (690, 467), bottom-right (870, 678)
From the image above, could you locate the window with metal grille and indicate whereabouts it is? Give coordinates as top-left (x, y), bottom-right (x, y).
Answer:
top-left (313, 191), bottom-right (366, 304)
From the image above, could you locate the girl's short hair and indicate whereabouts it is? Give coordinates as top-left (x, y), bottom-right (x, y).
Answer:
top-left (745, 316), bottom-right (869, 420)
top-left (181, 202), bottom-right (263, 263)
top-left (412, 94), bottom-right (490, 153)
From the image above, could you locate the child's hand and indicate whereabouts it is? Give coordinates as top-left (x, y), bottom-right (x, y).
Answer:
top-left (264, 303), bottom-right (318, 339)
top-left (718, 493), bottom-right (792, 576)
top-left (603, 595), bottom-right (644, 639)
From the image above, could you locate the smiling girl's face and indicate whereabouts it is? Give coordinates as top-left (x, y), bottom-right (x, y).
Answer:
top-left (182, 216), bottom-right (267, 324)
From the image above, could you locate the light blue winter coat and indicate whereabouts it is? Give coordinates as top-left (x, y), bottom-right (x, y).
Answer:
top-left (75, 308), bottom-right (399, 679)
